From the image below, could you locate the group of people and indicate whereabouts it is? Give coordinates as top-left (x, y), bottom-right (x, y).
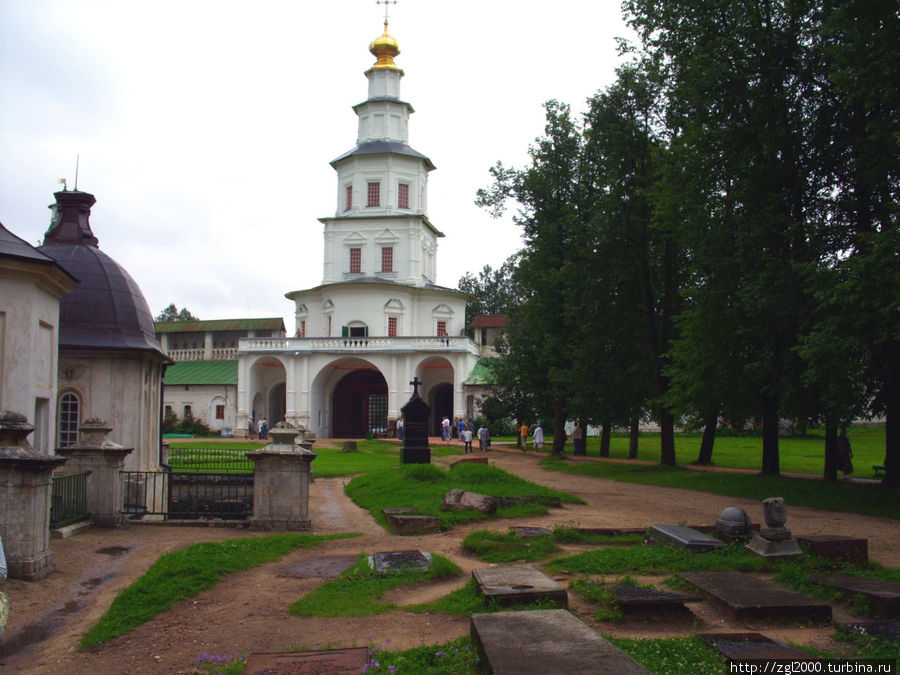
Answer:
top-left (516, 422), bottom-right (586, 455)
top-left (248, 417), bottom-right (268, 440)
top-left (438, 416), bottom-right (492, 453)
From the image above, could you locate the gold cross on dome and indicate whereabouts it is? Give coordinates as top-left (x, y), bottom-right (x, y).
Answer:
top-left (376, 0), bottom-right (397, 23)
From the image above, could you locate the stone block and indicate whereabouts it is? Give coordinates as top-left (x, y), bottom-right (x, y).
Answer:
top-left (473, 565), bottom-right (568, 608)
top-left (682, 571), bottom-right (831, 622)
top-left (450, 455), bottom-right (489, 468)
top-left (812, 574), bottom-right (900, 619)
top-left (649, 524), bottom-right (725, 552)
top-left (386, 514), bottom-right (441, 535)
top-left (470, 609), bottom-right (650, 674)
top-left (699, 632), bottom-right (820, 660)
top-left (441, 488), bottom-right (497, 514)
top-left (798, 535), bottom-right (868, 565)
top-left (244, 647), bottom-right (368, 674)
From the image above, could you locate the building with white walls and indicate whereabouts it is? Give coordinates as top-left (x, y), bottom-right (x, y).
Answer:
top-left (235, 21), bottom-right (480, 438)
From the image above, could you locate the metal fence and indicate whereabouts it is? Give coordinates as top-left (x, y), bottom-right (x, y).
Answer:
top-left (50, 471), bottom-right (91, 527)
top-left (166, 446), bottom-right (254, 473)
top-left (122, 467), bottom-right (253, 521)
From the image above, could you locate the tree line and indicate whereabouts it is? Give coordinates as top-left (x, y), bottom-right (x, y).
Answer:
top-left (464, 0), bottom-right (898, 484)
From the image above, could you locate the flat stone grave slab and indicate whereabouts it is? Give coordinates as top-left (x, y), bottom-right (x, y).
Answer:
top-left (614, 585), bottom-right (701, 607)
top-left (473, 565), bottom-right (568, 608)
top-left (243, 647), bottom-right (368, 674)
top-left (841, 621), bottom-right (900, 645)
top-left (371, 549), bottom-right (431, 573)
top-left (471, 609), bottom-right (650, 674)
top-left (513, 526), bottom-right (553, 538)
top-left (385, 513), bottom-right (441, 535)
top-left (278, 554), bottom-right (358, 578)
top-left (681, 571), bottom-right (832, 622)
top-left (798, 535), bottom-right (868, 565)
top-left (699, 633), bottom-right (818, 660)
top-left (813, 574), bottom-right (900, 618)
top-left (650, 524), bottom-right (725, 552)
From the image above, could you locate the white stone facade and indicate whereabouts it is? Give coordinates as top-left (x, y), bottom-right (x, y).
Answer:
top-left (236, 24), bottom-right (479, 438)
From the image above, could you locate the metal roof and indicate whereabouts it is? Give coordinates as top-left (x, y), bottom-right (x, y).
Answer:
top-left (330, 140), bottom-right (436, 171)
top-left (154, 318), bottom-right (285, 333)
top-left (0, 222), bottom-right (78, 284)
top-left (463, 358), bottom-right (499, 386)
top-left (164, 359), bottom-right (238, 385)
top-left (38, 190), bottom-right (165, 356)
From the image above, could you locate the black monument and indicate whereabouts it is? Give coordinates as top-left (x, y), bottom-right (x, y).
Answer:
top-left (401, 377), bottom-right (431, 464)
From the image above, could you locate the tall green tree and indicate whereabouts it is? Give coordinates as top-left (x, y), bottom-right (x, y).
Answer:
top-left (476, 101), bottom-right (591, 455)
top-left (457, 255), bottom-right (520, 335)
top-left (626, 0), bottom-right (821, 475)
top-left (155, 304), bottom-right (198, 322)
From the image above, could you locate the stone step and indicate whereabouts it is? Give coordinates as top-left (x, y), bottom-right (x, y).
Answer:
top-left (681, 571), bottom-right (832, 622)
top-left (471, 609), bottom-right (650, 674)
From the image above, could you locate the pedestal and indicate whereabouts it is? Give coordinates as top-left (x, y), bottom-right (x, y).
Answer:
top-left (56, 418), bottom-right (133, 527)
top-left (247, 444), bottom-right (316, 530)
top-left (0, 411), bottom-right (67, 580)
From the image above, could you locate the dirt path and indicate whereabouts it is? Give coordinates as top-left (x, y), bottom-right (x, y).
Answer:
top-left (1, 449), bottom-right (898, 673)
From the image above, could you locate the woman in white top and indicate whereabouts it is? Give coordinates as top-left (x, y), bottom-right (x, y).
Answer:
top-left (532, 424), bottom-right (544, 451)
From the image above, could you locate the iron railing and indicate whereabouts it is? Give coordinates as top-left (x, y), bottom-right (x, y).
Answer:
top-left (168, 473), bottom-right (253, 520)
top-left (50, 471), bottom-right (91, 527)
top-left (167, 446), bottom-right (253, 473)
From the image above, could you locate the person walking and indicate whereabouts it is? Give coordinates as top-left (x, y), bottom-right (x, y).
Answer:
top-left (478, 424), bottom-right (489, 451)
top-left (572, 422), bottom-right (584, 456)
top-left (396, 417), bottom-right (404, 441)
top-left (441, 416), bottom-right (450, 444)
top-left (533, 424), bottom-right (544, 451)
top-left (519, 422), bottom-right (529, 451)
top-left (463, 425), bottom-right (473, 453)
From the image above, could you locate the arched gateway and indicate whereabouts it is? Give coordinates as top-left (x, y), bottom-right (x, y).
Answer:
top-left (332, 369), bottom-right (388, 438)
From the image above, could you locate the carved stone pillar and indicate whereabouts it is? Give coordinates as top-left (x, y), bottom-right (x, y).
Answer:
top-left (247, 425), bottom-right (316, 530)
top-left (56, 418), bottom-right (133, 527)
top-left (0, 411), bottom-right (67, 580)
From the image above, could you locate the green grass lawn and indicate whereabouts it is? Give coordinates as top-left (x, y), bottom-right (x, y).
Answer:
top-left (345, 461), bottom-right (584, 530)
top-left (538, 454), bottom-right (900, 519)
top-left (521, 425), bottom-right (886, 477)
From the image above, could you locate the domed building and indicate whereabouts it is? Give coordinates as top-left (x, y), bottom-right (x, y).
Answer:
top-left (39, 189), bottom-right (168, 470)
top-left (235, 21), bottom-right (481, 438)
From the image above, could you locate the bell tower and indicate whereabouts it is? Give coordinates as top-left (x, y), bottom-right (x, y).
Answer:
top-left (319, 18), bottom-right (443, 288)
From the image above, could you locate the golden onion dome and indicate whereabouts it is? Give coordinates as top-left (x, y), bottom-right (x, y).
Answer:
top-left (369, 20), bottom-right (401, 69)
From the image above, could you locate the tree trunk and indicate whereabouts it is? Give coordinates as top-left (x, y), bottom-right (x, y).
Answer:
top-left (660, 410), bottom-right (676, 466)
top-left (761, 392), bottom-right (780, 475)
top-left (823, 416), bottom-right (838, 482)
top-left (696, 411), bottom-right (717, 465)
top-left (551, 395), bottom-right (567, 456)
top-left (628, 417), bottom-right (639, 459)
top-left (884, 381), bottom-right (899, 487)
top-left (600, 421), bottom-right (611, 457)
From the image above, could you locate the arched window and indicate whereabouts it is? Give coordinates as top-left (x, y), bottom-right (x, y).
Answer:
top-left (58, 392), bottom-right (80, 448)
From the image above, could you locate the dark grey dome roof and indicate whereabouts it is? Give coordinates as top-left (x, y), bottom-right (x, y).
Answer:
top-left (38, 190), bottom-right (165, 356)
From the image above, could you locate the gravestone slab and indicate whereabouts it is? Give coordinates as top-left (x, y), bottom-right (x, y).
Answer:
top-left (799, 535), bottom-right (868, 565)
top-left (473, 565), bottom-right (568, 608)
top-left (278, 555), bottom-right (358, 579)
top-left (372, 549), bottom-right (431, 573)
top-left (243, 647), bottom-right (368, 674)
top-left (450, 455), bottom-right (489, 468)
top-left (471, 609), bottom-right (650, 674)
top-left (649, 525), bottom-right (725, 552)
top-left (813, 574), bottom-right (900, 619)
top-left (614, 585), bottom-right (701, 607)
top-left (385, 513), bottom-right (441, 535)
top-left (841, 621), bottom-right (900, 645)
top-left (682, 571), bottom-right (832, 622)
top-left (513, 526), bottom-right (554, 538)
top-left (699, 633), bottom-right (819, 660)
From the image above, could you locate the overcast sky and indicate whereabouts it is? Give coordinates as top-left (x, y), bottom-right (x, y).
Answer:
top-left (1, 0), bottom-right (631, 331)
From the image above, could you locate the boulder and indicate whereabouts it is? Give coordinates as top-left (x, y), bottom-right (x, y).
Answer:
top-left (441, 488), bottom-right (497, 514)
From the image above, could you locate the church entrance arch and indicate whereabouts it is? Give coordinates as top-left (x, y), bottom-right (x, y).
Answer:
top-left (249, 356), bottom-right (286, 428)
top-left (331, 368), bottom-right (388, 438)
top-left (430, 383), bottom-right (453, 436)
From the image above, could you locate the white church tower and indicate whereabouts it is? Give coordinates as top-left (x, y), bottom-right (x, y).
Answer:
top-left (236, 20), bottom-right (479, 439)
